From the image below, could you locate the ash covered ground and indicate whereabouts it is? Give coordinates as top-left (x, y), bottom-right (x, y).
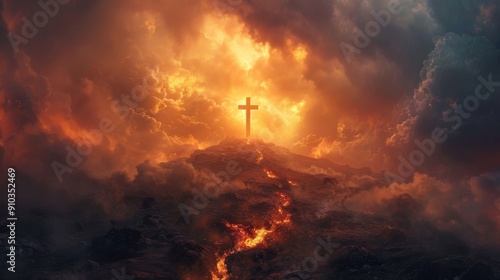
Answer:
top-left (2, 138), bottom-right (500, 280)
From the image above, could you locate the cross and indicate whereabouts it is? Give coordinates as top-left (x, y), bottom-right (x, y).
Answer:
top-left (238, 97), bottom-right (259, 138)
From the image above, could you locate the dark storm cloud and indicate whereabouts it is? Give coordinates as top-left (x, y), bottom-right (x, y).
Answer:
top-left (228, 0), bottom-right (500, 174)
top-left (393, 33), bottom-right (500, 177)
top-left (1, 0), bottom-right (499, 202)
top-left (220, 0), bottom-right (444, 169)
top-left (239, 0), bottom-right (437, 105)
top-left (427, 0), bottom-right (500, 45)
top-left (0, 0), bottom-right (217, 182)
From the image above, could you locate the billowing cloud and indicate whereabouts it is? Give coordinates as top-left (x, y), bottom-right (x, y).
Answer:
top-left (0, 0), bottom-right (499, 191)
top-left (390, 33), bottom-right (500, 177)
top-left (345, 171), bottom-right (500, 246)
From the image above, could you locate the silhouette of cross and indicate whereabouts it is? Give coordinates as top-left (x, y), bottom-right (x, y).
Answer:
top-left (238, 97), bottom-right (259, 138)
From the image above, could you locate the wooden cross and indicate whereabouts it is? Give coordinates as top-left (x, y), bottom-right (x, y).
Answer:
top-left (238, 97), bottom-right (259, 138)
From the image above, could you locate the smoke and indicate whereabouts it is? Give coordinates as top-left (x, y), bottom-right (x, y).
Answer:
top-left (1, 2), bottom-right (499, 257)
top-left (343, 171), bottom-right (500, 248)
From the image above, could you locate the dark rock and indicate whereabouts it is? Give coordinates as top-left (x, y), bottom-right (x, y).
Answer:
top-left (249, 202), bottom-right (274, 214)
top-left (142, 214), bottom-right (162, 227)
top-left (15, 240), bottom-right (54, 269)
top-left (17, 238), bottom-right (52, 259)
top-left (225, 248), bottom-right (279, 277)
top-left (317, 211), bottom-right (352, 229)
top-left (332, 246), bottom-right (379, 270)
top-left (175, 216), bottom-right (188, 225)
top-left (460, 262), bottom-right (495, 280)
top-left (142, 197), bottom-right (155, 209)
top-left (91, 227), bottom-right (144, 262)
top-left (415, 258), bottom-right (468, 280)
top-left (168, 239), bottom-right (209, 267)
top-left (416, 261), bottom-right (447, 280)
top-left (219, 192), bottom-right (245, 202)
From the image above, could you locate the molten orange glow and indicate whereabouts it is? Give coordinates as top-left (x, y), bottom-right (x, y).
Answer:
top-left (212, 224), bottom-right (273, 279)
top-left (263, 168), bottom-right (278, 179)
top-left (211, 193), bottom-right (292, 279)
top-left (203, 13), bottom-right (310, 146)
top-left (256, 150), bottom-right (264, 164)
top-left (287, 180), bottom-right (299, 187)
top-left (275, 193), bottom-right (292, 225)
top-left (245, 228), bottom-right (272, 247)
top-left (212, 252), bottom-right (231, 280)
top-left (223, 223), bottom-right (273, 250)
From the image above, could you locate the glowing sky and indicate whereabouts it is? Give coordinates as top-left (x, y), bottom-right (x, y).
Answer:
top-left (1, 0), bottom-right (500, 183)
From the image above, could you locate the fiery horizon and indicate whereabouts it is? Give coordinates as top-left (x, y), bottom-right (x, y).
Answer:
top-left (1, 1), bottom-right (500, 279)
top-left (3, 0), bottom-right (500, 183)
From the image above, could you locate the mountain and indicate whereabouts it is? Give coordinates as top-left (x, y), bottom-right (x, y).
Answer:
top-left (2, 139), bottom-right (499, 280)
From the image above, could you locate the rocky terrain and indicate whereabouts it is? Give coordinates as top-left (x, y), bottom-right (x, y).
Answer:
top-left (2, 138), bottom-right (499, 279)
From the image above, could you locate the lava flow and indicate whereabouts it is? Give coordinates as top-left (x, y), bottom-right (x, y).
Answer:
top-left (255, 150), bottom-right (264, 164)
top-left (211, 193), bottom-right (292, 279)
top-left (287, 180), bottom-right (299, 187)
top-left (263, 168), bottom-right (278, 179)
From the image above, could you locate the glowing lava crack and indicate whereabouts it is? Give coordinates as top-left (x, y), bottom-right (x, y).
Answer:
top-left (211, 193), bottom-right (292, 279)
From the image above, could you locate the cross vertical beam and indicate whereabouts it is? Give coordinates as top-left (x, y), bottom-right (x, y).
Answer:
top-left (238, 97), bottom-right (259, 138)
